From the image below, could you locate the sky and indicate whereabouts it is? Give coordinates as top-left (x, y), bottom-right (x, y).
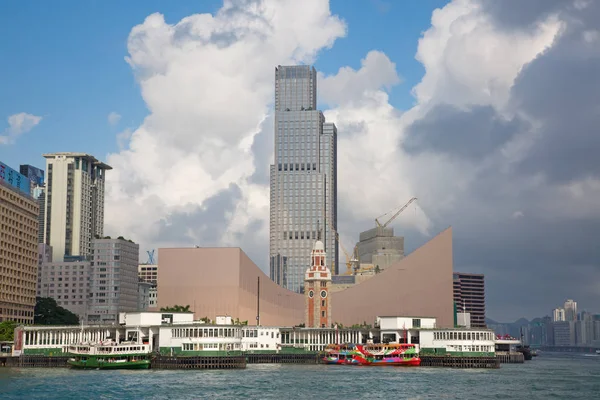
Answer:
top-left (1, 0), bottom-right (599, 322)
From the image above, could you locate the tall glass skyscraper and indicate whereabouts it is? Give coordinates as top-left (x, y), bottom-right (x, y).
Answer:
top-left (269, 65), bottom-right (338, 293)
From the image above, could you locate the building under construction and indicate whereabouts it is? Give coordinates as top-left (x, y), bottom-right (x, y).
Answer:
top-left (355, 226), bottom-right (405, 272)
top-left (354, 197), bottom-right (417, 273)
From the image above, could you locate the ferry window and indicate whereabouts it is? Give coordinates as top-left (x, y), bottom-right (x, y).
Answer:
top-left (412, 319), bottom-right (421, 328)
top-left (209, 329), bottom-right (213, 337)
top-left (271, 332), bottom-right (274, 338)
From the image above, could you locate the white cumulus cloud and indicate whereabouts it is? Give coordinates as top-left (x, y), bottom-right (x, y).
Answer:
top-left (0, 112), bottom-right (43, 145)
top-left (104, 0), bottom-right (600, 319)
top-left (104, 0), bottom-right (346, 261)
top-left (108, 112), bottom-right (122, 126)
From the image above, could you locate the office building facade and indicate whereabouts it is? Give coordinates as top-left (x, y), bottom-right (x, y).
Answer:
top-left (37, 256), bottom-right (92, 322)
top-left (87, 238), bottom-right (139, 324)
top-left (0, 164), bottom-right (39, 324)
top-left (269, 65), bottom-right (338, 293)
top-left (42, 153), bottom-right (111, 262)
top-left (453, 272), bottom-right (486, 328)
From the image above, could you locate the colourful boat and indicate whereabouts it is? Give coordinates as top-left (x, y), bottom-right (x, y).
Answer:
top-left (323, 343), bottom-right (421, 366)
top-left (67, 341), bottom-right (152, 370)
top-left (322, 343), bottom-right (369, 365)
top-left (359, 343), bottom-right (421, 366)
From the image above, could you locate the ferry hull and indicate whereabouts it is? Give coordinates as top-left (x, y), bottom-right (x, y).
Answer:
top-left (68, 358), bottom-right (150, 370)
top-left (365, 358), bottom-right (421, 367)
top-left (321, 356), bottom-right (362, 365)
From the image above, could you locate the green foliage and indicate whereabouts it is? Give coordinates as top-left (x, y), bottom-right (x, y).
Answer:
top-left (375, 265), bottom-right (381, 274)
top-left (34, 297), bottom-right (79, 325)
top-left (200, 316), bottom-right (211, 323)
top-left (0, 320), bottom-right (18, 341)
top-left (160, 305), bottom-right (191, 312)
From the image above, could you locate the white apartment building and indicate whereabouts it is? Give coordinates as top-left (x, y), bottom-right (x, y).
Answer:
top-left (43, 152), bottom-right (111, 262)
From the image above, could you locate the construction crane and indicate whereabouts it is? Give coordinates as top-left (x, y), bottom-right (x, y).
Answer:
top-left (322, 217), bottom-right (357, 275)
top-left (375, 197), bottom-right (418, 228)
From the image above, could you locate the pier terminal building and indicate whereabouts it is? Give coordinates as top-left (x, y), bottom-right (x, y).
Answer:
top-left (12, 312), bottom-right (496, 357)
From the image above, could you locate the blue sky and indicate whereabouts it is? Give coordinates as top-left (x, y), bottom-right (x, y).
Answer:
top-left (0, 0), bottom-right (448, 171)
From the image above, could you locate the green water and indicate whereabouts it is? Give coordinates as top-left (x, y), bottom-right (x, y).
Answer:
top-left (1, 353), bottom-right (599, 399)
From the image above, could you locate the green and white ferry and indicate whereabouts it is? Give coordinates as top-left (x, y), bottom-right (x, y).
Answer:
top-left (67, 341), bottom-right (152, 370)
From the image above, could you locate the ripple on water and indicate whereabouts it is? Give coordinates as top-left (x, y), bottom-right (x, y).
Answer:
top-left (1, 354), bottom-right (600, 399)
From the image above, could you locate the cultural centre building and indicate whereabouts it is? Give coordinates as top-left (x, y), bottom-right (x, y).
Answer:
top-left (156, 227), bottom-right (454, 328)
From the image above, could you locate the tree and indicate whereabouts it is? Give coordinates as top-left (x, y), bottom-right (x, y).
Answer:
top-left (374, 265), bottom-right (381, 274)
top-left (0, 321), bottom-right (18, 342)
top-left (160, 305), bottom-right (191, 312)
top-left (34, 297), bottom-right (79, 325)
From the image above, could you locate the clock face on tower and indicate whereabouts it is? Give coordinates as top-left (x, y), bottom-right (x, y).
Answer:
top-left (320, 290), bottom-right (327, 299)
top-left (308, 290), bottom-right (314, 298)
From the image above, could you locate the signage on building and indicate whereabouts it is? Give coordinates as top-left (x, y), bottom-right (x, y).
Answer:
top-left (19, 164), bottom-right (45, 186)
top-left (161, 314), bottom-right (174, 324)
top-left (0, 161), bottom-right (31, 195)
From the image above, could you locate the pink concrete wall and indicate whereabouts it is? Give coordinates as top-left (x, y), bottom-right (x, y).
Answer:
top-left (157, 227), bottom-right (454, 328)
top-left (157, 247), bottom-right (304, 326)
top-left (330, 227), bottom-right (455, 328)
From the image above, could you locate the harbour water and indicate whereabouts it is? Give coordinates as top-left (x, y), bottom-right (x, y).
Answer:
top-left (1, 353), bottom-right (599, 399)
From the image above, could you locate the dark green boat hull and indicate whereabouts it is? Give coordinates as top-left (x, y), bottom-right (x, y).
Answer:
top-left (68, 358), bottom-right (150, 370)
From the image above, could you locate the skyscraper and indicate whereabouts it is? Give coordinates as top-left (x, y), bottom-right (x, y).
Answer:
top-left (269, 65), bottom-right (338, 293)
top-left (43, 153), bottom-right (112, 262)
top-left (564, 299), bottom-right (577, 321)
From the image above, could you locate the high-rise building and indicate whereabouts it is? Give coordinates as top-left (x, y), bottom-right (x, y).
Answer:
top-left (0, 161), bottom-right (39, 323)
top-left (453, 272), bottom-right (486, 328)
top-left (564, 299), bottom-right (577, 321)
top-left (42, 153), bottom-right (112, 262)
top-left (87, 237), bottom-right (139, 324)
top-left (269, 65), bottom-right (338, 293)
top-left (552, 307), bottom-right (566, 322)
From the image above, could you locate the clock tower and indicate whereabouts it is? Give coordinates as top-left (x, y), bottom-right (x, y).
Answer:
top-left (304, 240), bottom-right (332, 328)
